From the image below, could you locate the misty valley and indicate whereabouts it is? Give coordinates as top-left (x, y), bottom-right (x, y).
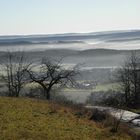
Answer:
top-left (0, 30), bottom-right (140, 139)
top-left (1, 30), bottom-right (140, 104)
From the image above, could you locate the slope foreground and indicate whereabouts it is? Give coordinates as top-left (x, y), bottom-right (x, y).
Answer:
top-left (0, 97), bottom-right (133, 140)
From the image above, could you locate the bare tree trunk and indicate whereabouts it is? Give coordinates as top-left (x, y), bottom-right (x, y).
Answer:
top-left (43, 86), bottom-right (50, 100)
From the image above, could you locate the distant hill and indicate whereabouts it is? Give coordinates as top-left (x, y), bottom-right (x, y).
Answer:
top-left (0, 30), bottom-right (140, 47)
top-left (0, 48), bottom-right (139, 68)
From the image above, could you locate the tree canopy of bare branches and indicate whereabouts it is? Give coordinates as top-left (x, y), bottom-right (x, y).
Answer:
top-left (117, 51), bottom-right (140, 107)
top-left (0, 51), bottom-right (31, 97)
top-left (27, 57), bottom-right (79, 100)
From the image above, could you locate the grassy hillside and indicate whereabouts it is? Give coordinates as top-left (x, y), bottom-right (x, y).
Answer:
top-left (0, 97), bottom-right (133, 140)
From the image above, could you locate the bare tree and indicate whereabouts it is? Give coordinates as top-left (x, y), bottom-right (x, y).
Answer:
top-left (0, 51), bottom-right (31, 97)
top-left (110, 109), bottom-right (124, 133)
top-left (117, 60), bottom-right (131, 106)
top-left (129, 51), bottom-right (140, 106)
top-left (27, 58), bottom-right (79, 100)
top-left (117, 51), bottom-right (140, 107)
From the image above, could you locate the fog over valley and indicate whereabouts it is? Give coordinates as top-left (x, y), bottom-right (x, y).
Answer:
top-left (0, 30), bottom-right (140, 103)
top-left (0, 30), bottom-right (140, 69)
top-left (0, 30), bottom-right (140, 51)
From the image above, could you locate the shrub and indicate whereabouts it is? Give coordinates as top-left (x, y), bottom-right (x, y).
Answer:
top-left (89, 109), bottom-right (107, 122)
top-left (86, 90), bottom-right (125, 108)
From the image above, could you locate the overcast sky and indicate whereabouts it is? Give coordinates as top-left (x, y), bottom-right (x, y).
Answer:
top-left (0, 0), bottom-right (140, 35)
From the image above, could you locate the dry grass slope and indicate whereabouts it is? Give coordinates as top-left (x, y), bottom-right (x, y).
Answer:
top-left (0, 97), bottom-right (133, 140)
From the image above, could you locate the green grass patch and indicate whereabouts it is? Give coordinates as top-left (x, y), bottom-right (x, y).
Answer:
top-left (93, 83), bottom-right (120, 92)
top-left (128, 109), bottom-right (140, 114)
top-left (63, 83), bottom-right (119, 93)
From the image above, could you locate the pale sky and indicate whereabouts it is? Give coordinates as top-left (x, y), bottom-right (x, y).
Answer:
top-left (0, 0), bottom-right (140, 35)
